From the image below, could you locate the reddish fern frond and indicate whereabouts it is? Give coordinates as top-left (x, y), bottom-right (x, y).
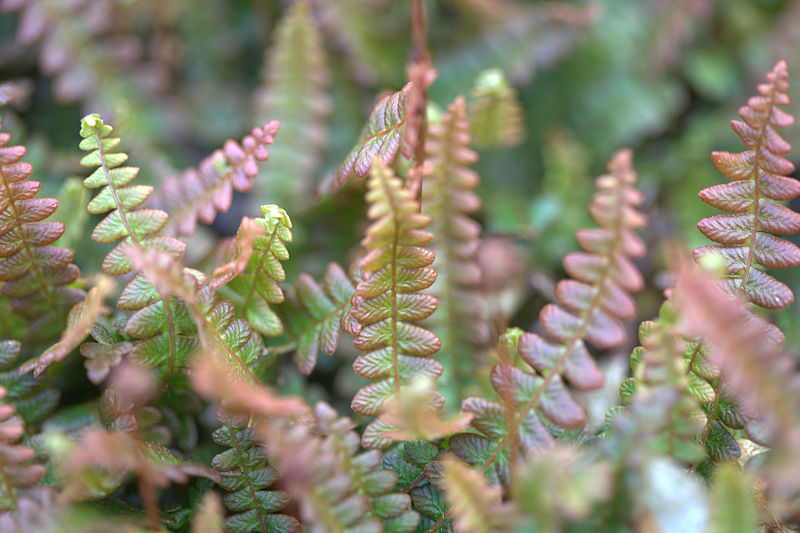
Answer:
top-left (320, 83), bottom-right (413, 195)
top-left (0, 386), bottom-right (46, 514)
top-left (349, 160), bottom-right (442, 448)
top-left (421, 96), bottom-right (488, 401)
top-left (466, 149), bottom-right (647, 464)
top-left (0, 115), bottom-right (83, 323)
top-left (694, 60), bottom-right (800, 310)
top-left (254, 0), bottom-right (331, 210)
top-left (151, 122), bottom-right (280, 238)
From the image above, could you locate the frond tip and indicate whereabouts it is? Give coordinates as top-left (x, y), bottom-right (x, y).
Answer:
top-left (696, 60), bottom-right (800, 310)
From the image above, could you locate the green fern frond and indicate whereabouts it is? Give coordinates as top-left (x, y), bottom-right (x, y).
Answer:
top-left (211, 410), bottom-right (299, 533)
top-left (79, 113), bottom-right (185, 378)
top-left (468, 69), bottom-right (525, 148)
top-left (620, 302), bottom-right (706, 464)
top-left (422, 96), bottom-right (488, 403)
top-left (213, 205), bottom-right (292, 338)
top-left (350, 159), bottom-right (442, 448)
top-left (254, 0), bottom-right (331, 210)
top-left (282, 261), bottom-right (359, 375)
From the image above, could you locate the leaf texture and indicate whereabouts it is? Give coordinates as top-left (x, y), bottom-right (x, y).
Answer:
top-left (421, 96), bottom-right (489, 402)
top-left (0, 115), bottom-right (83, 324)
top-left (211, 410), bottom-right (299, 533)
top-left (150, 122), bottom-right (280, 238)
top-left (349, 160), bottom-right (443, 448)
top-left (254, 0), bottom-right (331, 210)
top-left (321, 83), bottom-right (413, 195)
top-left (441, 456), bottom-right (517, 533)
top-left (695, 60), bottom-right (799, 309)
top-left (464, 149), bottom-right (647, 463)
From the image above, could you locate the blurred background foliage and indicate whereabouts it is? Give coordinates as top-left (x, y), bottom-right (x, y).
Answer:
top-left (1, 0), bottom-right (800, 379)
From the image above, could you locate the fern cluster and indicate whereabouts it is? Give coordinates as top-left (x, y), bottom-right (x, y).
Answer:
top-left (3, 4), bottom-right (800, 532)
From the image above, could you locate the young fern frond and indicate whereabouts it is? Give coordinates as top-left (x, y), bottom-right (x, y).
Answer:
top-left (467, 69), bottom-right (525, 149)
top-left (465, 149), bottom-right (647, 465)
top-left (0, 115), bottom-right (83, 327)
top-left (213, 205), bottom-right (292, 338)
top-left (266, 402), bottom-right (418, 532)
top-left (283, 262), bottom-right (359, 375)
top-left (211, 410), bottom-right (298, 533)
top-left (619, 302), bottom-right (706, 464)
top-left (254, 0), bottom-right (331, 210)
top-left (421, 96), bottom-right (488, 402)
top-left (695, 60), bottom-right (800, 309)
top-left (150, 122), bottom-right (280, 238)
top-left (321, 83), bottom-right (413, 195)
top-left (349, 159), bottom-right (442, 448)
top-left (79, 113), bottom-right (185, 378)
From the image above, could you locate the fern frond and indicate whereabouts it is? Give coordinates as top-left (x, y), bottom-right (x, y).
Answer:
top-left (284, 262), bottom-right (359, 375)
top-left (675, 258), bottom-right (800, 499)
top-left (127, 248), bottom-right (269, 380)
top-left (254, 0), bottom-right (331, 210)
top-left (441, 456), bottom-right (518, 533)
top-left (467, 69), bottom-right (525, 149)
top-left (0, 385), bottom-right (46, 514)
top-left (349, 159), bottom-right (442, 448)
top-left (465, 149), bottom-right (647, 465)
top-left (0, 115), bottom-right (83, 326)
top-left (266, 402), bottom-right (418, 532)
top-left (79, 113), bottom-right (187, 378)
top-left (212, 205), bottom-right (292, 338)
top-left (151, 122), bottom-right (280, 238)
top-left (620, 302), bottom-right (706, 464)
top-left (321, 83), bottom-right (413, 195)
top-left (422, 96), bottom-right (488, 402)
top-left (695, 60), bottom-right (800, 309)
top-left (211, 410), bottom-right (299, 533)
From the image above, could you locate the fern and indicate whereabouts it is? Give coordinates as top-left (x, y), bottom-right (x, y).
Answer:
top-left (441, 456), bottom-right (518, 533)
top-left (464, 149), bottom-right (647, 468)
top-left (321, 83), bottom-right (413, 194)
top-left (151, 122), bottom-right (280, 238)
top-left (695, 60), bottom-right (800, 309)
top-left (421, 96), bottom-right (488, 402)
top-left (283, 262), bottom-right (359, 375)
top-left (467, 69), bottom-right (525, 148)
top-left (0, 385), bottom-right (46, 517)
top-left (211, 410), bottom-right (298, 533)
top-left (619, 302), bottom-right (706, 464)
top-left (266, 402), bottom-right (418, 532)
top-left (0, 340), bottom-right (57, 427)
top-left (213, 205), bottom-right (293, 338)
top-left (254, 0), bottom-right (331, 210)
top-left (349, 159), bottom-right (442, 448)
top-left (0, 114), bottom-right (83, 329)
